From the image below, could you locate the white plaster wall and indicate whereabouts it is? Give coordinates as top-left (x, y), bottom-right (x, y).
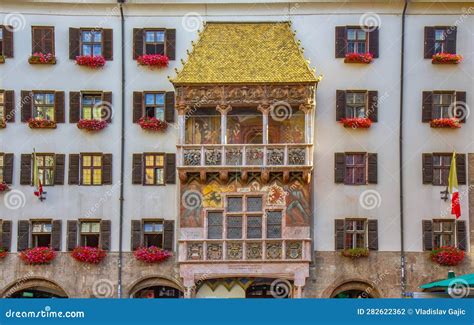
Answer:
top-left (0, 1), bottom-right (472, 254)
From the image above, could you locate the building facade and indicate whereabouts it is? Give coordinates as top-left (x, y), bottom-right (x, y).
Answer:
top-left (0, 0), bottom-right (472, 298)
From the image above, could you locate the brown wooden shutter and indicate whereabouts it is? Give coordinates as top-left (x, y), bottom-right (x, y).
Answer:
top-left (131, 220), bottom-right (142, 250)
top-left (336, 90), bottom-right (346, 121)
top-left (3, 153), bottom-right (13, 184)
top-left (132, 154), bottom-right (143, 185)
top-left (32, 27), bottom-right (54, 54)
top-left (69, 91), bottom-right (81, 123)
top-left (424, 27), bottom-right (435, 59)
top-left (335, 26), bottom-right (346, 58)
top-left (3, 26), bottom-right (13, 58)
top-left (17, 220), bottom-right (30, 251)
top-left (103, 29), bottom-right (113, 60)
top-left (165, 153), bottom-right (176, 184)
top-left (133, 28), bottom-right (144, 60)
top-left (69, 28), bottom-right (80, 59)
top-left (455, 91), bottom-right (467, 123)
top-left (165, 91), bottom-right (175, 123)
top-left (100, 220), bottom-right (111, 251)
top-left (1, 221), bottom-right (12, 251)
top-left (54, 154), bottom-right (65, 185)
top-left (44, 27), bottom-right (54, 54)
top-left (335, 219), bottom-right (345, 250)
top-left (368, 27), bottom-right (379, 58)
top-left (367, 153), bottom-right (378, 184)
top-left (66, 220), bottom-right (78, 251)
top-left (102, 91), bottom-right (112, 123)
top-left (20, 91), bottom-right (32, 122)
top-left (20, 154), bottom-right (32, 185)
top-left (422, 91), bottom-right (433, 122)
top-left (68, 154), bottom-right (80, 185)
top-left (51, 220), bottom-right (62, 251)
top-left (445, 27), bottom-right (457, 54)
top-left (456, 153), bottom-right (466, 185)
top-left (422, 153), bottom-right (433, 184)
top-left (163, 220), bottom-right (174, 251)
top-left (32, 27), bottom-right (42, 53)
top-left (367, 220), bottom-right (378, 250)
top-left (166, 29), bottom-right (176, 60)
top-left (102, 154), bottom-right (113, 185)
top-left (367, 91), bottom-right (378, 122)
top-left (4, 90), bottom-right (15, 122)
top-left (133, 92), bottom-right (143, 123)
top-left (422, 220), bottom-right (433, 251)
top-left (456, 220), bottom-right (467, 251)
top-left (334, 153), bottom-right (346, 183)
top-left (54, 91), bottom-right (65, 123)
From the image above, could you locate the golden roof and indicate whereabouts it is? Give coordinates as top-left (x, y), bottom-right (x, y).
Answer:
top-left (171, 22), bottom-right (318, 85)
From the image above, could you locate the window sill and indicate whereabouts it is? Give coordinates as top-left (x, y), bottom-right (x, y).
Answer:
top-left (344, 52), bottom-right (374, 64)
top-left (431, 53), bottom-right (463, 65)
top-left (429, 118), bottom-right (461, 129)
top-left (339, 118), bottom-right (372, 128)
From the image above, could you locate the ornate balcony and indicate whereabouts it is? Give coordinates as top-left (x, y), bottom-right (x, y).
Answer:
top-left (178, 144), bottom-right (313, 168)
top-left (179, 239), bottom-right (312, 263)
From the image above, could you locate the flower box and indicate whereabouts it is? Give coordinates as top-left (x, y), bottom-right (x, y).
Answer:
top-left (75, 55), bottom-right (106, 68)
top-left (0, 247), bottom-right (8, 259)
top-left (0, 120), bottom-right (6, 128)
top-left (430, 118), bottom-right (461, 129)
top-left (431, 246), bottom-right (464, 266)
top-left (0, 55), bottom-right (5, 64)
top-left (344, 52), bottom-right (373, 64)
top-left (137, 54), bottom-right (169, 69)
top-left (71, 246), bottom-right (107, 264)
top-left (28, 118), bottom-right (57, 129)
top-left (28, 53), bottom-right (56, 65)
top-left (341, 248), bottom-right (369, 259)
top-left (432, 53), bottom-right (463, 65)
top-left (340, 117), bottom-right (372, 128)
top-left (77, 119), bottom-right (108, 131)
top-left (0, 183), bottom-right (10, 193)
top-left (138, 117), bottom-right (168, 132)
top-left (19, 247), bottom-right (56, 265)
top-left (134, 246), bottom-right (172, 263)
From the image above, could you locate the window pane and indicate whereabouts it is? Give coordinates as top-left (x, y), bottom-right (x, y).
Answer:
top-left (93, 45), bottom-right (102, 56)
top-left (92, 31), bottom-right (102, 42)
top-left (155, 94), bottom-right (165, 104)
top-left (93, 156), bottom-right (102, 167)
top-left (145, 94), bottom-right (155, 105)
top-left (81, 223), bottom-right (90, 233)
top-left (247, 216), bottom-right (262, 239)
top-left (155, 107), bottom-right (165, 121)
top-left (82, 169), bottom-right (91, 184)
top-left (227, 216), bottom-right (242, 239)
top-left (82, 45), bottom-right (92, 56)
top-left (435, 30), bottom-right (445, 40)
top-left (357, 29), bottom-right (366, 40)
top-left (246, 197), bottom-right (262, 212)
top-left (145, 31), bottom-right (155, 42)
top-left (145, 168), bottom-right (154, 184)
top-left (32, 223), bottom-right (43, 233)
top-left (93, 170), bottom-right (102, 184)
top-left (208, 212), bottom-right (223, 239)
top-left (227, 197), bottom-right (242, 212)
top-left (155, 168), bottom-right (164, 184)
top-left (82, 31), bottom-right (92, 42)
top-left (155, 31), bottom-right (165, 42)
top-left (266, 211), bottom-right (282, 238)
top-left (347, 29), bottom-right (356, 40)
top-left (83, 156), bottom-right (91, 167)
top-left (155, 155), bottom-right (164, 166)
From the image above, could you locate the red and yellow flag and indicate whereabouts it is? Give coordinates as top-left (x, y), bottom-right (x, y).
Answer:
top-left (448, 152), bottom-right (461, 219)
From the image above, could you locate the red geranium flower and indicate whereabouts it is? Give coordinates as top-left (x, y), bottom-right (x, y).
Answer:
top-left (431, 246), bottom-right (465, 266)
top-left (134, 246), bottom-right (172, 263)
top-left (340, 117), bottom-right (372, 128)
top-left (71, 246), bottom-right (107, 264)
top-left (27, 118), bottom-right (57, 129)
top-left (77, 119), bottom-right (108, 131)
top-left (430, 118), bottom-right (461, 129)
top-left (19, 247), bottom-right (56, 265)
top-left (137, 54), bottom-right (169, 69)
top-left (75, 55), bottom-right (106, 68)
top-left (138, 117), bottom-right (168, 132)
top-left (0, 247), bottom-right (8, 259)
top-left (432, 53), bottom-right (463, 64)
top-left (0, 183), bottom-right (10, 192)
top-left (29, 52), bottom-right (56, 64)
top-left (344, 52), bottom-right (373, 64)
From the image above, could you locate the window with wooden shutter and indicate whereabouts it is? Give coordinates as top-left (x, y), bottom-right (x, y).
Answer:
top-left (35, 154), bottom-right (55, 186)
top-left (69, 91), bottom-right (81, 123)
top-left (334, 153), bottom-right (346, 183)
top-left (133, 29), bottom-right (144, 59)
top-left (80, 29), bottom-right (103, 57)
top-left (51, 220), bottom-right (62, 251)
top-left (131, 220), bottom-right (142, 250)
top-left (20, 154), bottom-right (32, 185)
top-left (69, 28), bottom-right (80, 59)
top-left (31, 221), bottom-right (52, 247)
top-left (143, 29), bottom-right (165, 55)
top-left (165, 153), bottom-right (176, 184)
top-left (344, 153), bottom-right (367, 185)
top-left (424, 27), bottom-right (436, 59)
top-left (344, 219), bottom-right (367, 249)
top-left (422, 220), bottom-right (433, 251)
top-left (423, 153), bottom-right (467, 187)
top-left (334, 219), bottom-right (345, 250)
top-left (367, 153), bottom-right (378, 184)
top-left (17, 220), bottom-right (30, 251)
top-left (335, 26), bottom-right (346, 58)
top-left (1, 153), bottom-right (13, 184)
top-left (163, 220), bottom-right (174, 251)
top-left (1, 26), bottom-right (14, 58)
top-left (433, 219), bottom-right (455, 248)
top-left (456, 220), bottom-right (467, 251)
top-left (425, 26), bottom-right (457, 58)
top-left (345, 91), bottom-right (367, 118)
top-left (66, 220), bottom-right (78, 251)
top-left (20, 91), bottom-right (33, 122)
top-left (133, 92), bottom-right (143, 123)
top-left (1, 220), bottom-right (12, 251)
top-left (4, 90), bottom-right (15, 122)
top-left (54, 154), bottom-right (65, 185)
top-left (132, 154), bottom-right (143, 184)
top-left (81, 154), bottom-right (103, 185)
top-left (144, 153), bottom-right (164, 185)
top-left (144, 92), bottom-right (165, 120)
top-left (367, 220), bottom-right (378, 250)
top-left (100, 220), bottom-right (111, 250)
top-left (165, 29), bottom-right (176, 60)
top-left (164, 91), bottom-right (175, 123)
top-left (68, 154), bottom-right (80, 185)
top-left (102, 29), bottom-right (113, 60)
top-left (346, 27), bottom-right (368, 54)
top-left (31, 26), bottom-right (55, 55)
top-left (422, 153), bottom-right (434, 184)
top-left (80, 221), bottom-right (100, 247)
top-left (142, 220), bottom-right (163, 248)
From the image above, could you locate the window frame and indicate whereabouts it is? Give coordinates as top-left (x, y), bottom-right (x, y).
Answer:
top-left (32, 91), bottom-right (55, 121)
top-left (31, 219), bottom-right (52, 248)
top-left (80, 92), bottom-right (103, 121)
top-left (344, 153), bottom-right (368, 185)
top-left (346, 26), bottom-right (369, 54)
top-left (433, 27), bottom-right (449, 54)
top-left (0, 90), bottom-right (5, 122)
top-left (79, 219), bottom-right (101, 248)
top-left (80, 28), bottom-right (103, 57)
top-left (143, 29), bottom-right (166, 56)
top-left (31, 26), bottom-right (55, 55)
top-left (80, 153), bottom-right (103, 186)
top-left (432, 219), bottom-right (455, 248)
top-left (345, 90), bottom-right (368, 118)
top-left (432, 91), bottom-right (455, 119)
top-left (35, 153), bottom-right (55, 186)
top-left (0, 27), bottom-right (3, 56)
top-left (0, 153), bottom-right (4, 184)
top-left (143, 91), bottom-right (165, 120)
top-left (343, 218), bottom-right (367, 249)
top-left (142, 219), bottom-right (165, 248)
top-left (143, 153), bottom-right (165, 186)
top-left (432, 153), bottom-right (452, 186)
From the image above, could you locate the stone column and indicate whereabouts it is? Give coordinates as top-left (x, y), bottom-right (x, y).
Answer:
top-left (299, 104), bottom-right (314, 144)
top-left (257, 104), bottom-right (270, 145)
top-left (177, 104), bottom-right (189, 145)
top-left (293, 269), bottom-right (308, 298)
top-left (216, 105), bottom-right (232, 144)
top-left (183, 276), bottom-right (196, 299)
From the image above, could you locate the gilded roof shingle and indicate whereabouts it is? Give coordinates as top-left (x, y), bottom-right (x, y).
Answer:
top-left (171, 22), bottom-right (318, 85)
